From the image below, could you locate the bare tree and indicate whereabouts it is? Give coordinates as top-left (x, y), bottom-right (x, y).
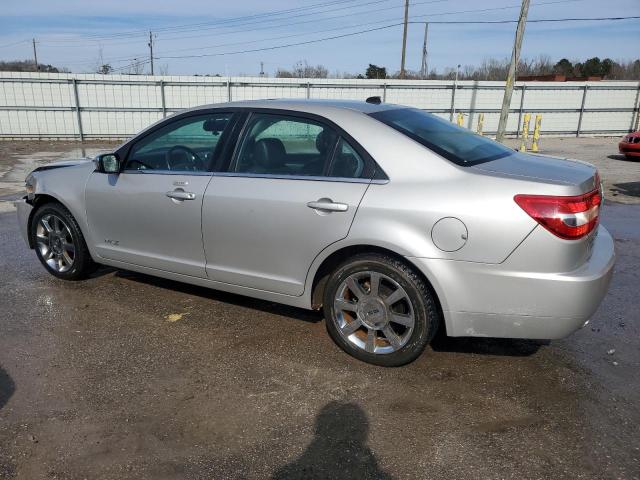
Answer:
top-left (276, 60), bottom-right (328, 78)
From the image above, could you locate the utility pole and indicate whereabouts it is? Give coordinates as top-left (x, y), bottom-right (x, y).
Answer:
top-left (400, 0), bottom-right (409, 79)
top-left (260, 61), bottom-right (265, 77)
top-left (32, 38), bottom-right (39, 71)
top-left (420, 22), bottom-right (429, 79)
top-left (495, 0), bottom-right (530, 143)
top-left (148, 31), bottom-right (154, 75)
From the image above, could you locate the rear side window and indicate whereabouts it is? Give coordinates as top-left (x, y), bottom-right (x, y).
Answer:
top-left (232, 113), bottom-right (371, 179)
top-left (370, 108), bottom-right (515, 166)
top-left (328, 138), bottom-right (366, 178)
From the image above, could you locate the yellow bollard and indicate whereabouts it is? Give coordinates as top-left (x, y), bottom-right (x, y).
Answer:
top-left (519, 113), bottom-right (531, 152)
top-left (457, 112), bottom-right (464, 127)
top-left (476, 113), bottom-right (484, 135)
top-left (531, 114), bottom-right (542, 153)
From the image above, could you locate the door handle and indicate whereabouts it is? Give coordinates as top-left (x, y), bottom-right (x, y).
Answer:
top-left (306, 199), bottom-right (349, 212)
top-left (166, 190), bottom-right (196, 201)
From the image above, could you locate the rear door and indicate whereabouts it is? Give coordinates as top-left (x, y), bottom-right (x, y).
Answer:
top-left (85, 111), bottom-right (236, 277)
top-left (202, 111), bottom-right (375, 295)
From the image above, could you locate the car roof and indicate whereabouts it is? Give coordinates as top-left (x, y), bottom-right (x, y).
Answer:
top-left (189, 99), bottom-right (403, 115)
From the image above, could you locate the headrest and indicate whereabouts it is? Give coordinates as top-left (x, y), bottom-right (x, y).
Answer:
top-left (253, 138), bottom-right (287, 169)
top-left (315, 129), bottom-right (337, 155)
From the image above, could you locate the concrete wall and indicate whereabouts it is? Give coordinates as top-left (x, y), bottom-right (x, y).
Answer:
top-left (0, 72), bottom-right (638, 140)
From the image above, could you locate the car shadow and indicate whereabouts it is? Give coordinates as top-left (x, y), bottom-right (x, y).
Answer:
top-left (431, 329), bottom-right (548, 357)
top-left (607, 154), bottom-right (639, 162)
top-left (272, 401), bottom-right (394, 480)
top-left (0, 367), bottom-right (15, 411)
top-left (113, 269), bottom-right (323, 324)
top-left (107, 269), bottom-right (549, 354)
top-left (611, 182), bottom-right (640, 198)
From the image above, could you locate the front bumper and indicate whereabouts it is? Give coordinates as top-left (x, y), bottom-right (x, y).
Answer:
top-left (618, 141), bottom-right (640, 157)
top-left (409, 226), bottom-right (615, 339)
top-left (15, 197), bottom-right (33, 248)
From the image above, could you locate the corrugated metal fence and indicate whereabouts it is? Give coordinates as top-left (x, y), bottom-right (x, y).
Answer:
top-left (0, 72), bottom-right (638, 140)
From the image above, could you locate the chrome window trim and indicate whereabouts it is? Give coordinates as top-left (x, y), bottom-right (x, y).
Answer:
top-left (212, 171), bottom-right (388, 184)
top-left (119, 169), bottom-right (389, 184)
top-left (122, 169), bottom-right (214, 176)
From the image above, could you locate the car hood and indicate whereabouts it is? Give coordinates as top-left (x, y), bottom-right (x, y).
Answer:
top-left (32, 158), bottom-right (94, 173)
top-left (470, 151), bottom-right (597, 192)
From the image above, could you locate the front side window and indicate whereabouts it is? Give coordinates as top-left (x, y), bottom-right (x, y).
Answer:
top-left (233, 114), bottom-right (339, 176)
top-left (126, 113), bottom-right (233, 172)
top-left (370, 108), bottom-right (515, 166)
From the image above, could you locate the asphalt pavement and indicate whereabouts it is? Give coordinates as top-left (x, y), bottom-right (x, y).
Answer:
top-left (0, 203), bottom-right (638, 480)
top-left (0, 139), bottom-right (639, 479)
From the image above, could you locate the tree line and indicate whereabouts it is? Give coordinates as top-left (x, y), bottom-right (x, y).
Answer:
top-left (275, 56), bottom-right (640, 81)
top-left (1, 56), bottom-right (638, 80)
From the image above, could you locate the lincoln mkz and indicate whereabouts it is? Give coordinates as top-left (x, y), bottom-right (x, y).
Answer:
top-left (16, 100), bottom-right (615, 366)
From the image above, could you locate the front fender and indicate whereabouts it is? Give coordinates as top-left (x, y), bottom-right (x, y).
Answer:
top-left (28, 163), bottom-right (97, 258)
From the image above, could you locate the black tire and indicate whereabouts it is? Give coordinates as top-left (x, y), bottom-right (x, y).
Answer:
top-left (30, 202), bottom-right (97, 280)
top-left (323, 253), bottom-right (440, 367)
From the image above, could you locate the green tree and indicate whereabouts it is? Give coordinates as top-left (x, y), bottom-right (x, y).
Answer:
top-left (553, 58), bottom-right (574, 76)
top-left (365, 64), bottom-right (387, 79)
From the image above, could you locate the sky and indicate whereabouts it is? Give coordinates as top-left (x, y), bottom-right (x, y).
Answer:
top-left (0, 0), bottom-right (639, 76)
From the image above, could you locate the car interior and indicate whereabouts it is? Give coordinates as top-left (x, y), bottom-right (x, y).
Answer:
top-left (125, 115), bottom-right (231, 172)
top-left (124, 112), bottom-right (367, 178)
top-left (234, 116), bottom-right (366, 178)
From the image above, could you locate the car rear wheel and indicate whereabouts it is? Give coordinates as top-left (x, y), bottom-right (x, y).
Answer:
top-left (323, 253), bottom-right (440, 366)
top-left (31, 202), bottom-right (97, 280)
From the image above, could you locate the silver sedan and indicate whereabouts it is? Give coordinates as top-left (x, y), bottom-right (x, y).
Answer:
top-left (15, 100), bottom-right (615, 366)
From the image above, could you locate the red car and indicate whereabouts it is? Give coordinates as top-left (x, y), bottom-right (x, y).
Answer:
top-left (619, 131), bottom-right (640, 158)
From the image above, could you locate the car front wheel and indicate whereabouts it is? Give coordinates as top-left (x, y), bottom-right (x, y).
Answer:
top-left (323, 253), bottom-right (440, 367)
top-left (31, 202), bottom-right (97, 280)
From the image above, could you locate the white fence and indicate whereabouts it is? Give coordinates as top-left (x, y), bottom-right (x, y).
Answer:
top-left (0, 72), bottom-right (638, 140)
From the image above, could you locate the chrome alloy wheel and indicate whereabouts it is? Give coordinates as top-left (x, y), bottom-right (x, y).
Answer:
top-left (36, 213), bottom-right (76, 273)
top-left (333, 271), bottom-right (415, 355)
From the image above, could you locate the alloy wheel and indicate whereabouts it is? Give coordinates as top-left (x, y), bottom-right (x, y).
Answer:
top-left (35, 213), bottom-right (76, 273)
top-left (333, 271), bottom-right (415, 355)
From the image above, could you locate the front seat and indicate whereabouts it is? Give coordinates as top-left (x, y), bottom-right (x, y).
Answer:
top-left (252, 138), bottom-right (288, 174)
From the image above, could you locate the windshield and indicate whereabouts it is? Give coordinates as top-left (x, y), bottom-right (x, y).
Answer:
top-left (370, 108), bottom-right (515, 166)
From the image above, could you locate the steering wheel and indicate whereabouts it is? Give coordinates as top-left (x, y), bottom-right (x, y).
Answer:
top-left (165, 145), bottom-right (205, 171)
top-left (126, 159), bottom-right (155, 170)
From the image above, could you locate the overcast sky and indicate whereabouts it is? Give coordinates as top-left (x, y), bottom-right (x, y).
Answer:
top-left (1, 0), bottom-right (639, 76)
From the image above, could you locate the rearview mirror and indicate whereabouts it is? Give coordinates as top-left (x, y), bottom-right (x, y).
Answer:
top-left (97, 154), bottom-right (120, 174)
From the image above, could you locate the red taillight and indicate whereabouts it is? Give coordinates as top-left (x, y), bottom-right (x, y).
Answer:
top-left (514, 187), bottom-right (602, 240)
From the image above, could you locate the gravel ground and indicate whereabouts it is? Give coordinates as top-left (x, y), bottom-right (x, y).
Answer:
top-left (0, 140), bottom-right (638, 479)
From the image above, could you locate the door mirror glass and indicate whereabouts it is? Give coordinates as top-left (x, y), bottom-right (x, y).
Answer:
top-left (99, 154), bottom-right (120, 174)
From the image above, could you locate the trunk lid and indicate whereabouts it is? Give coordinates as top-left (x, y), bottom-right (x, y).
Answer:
top-left (471, 152), bottom-right (599, 195)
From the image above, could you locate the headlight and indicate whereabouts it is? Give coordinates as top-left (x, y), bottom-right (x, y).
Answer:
top-left (25, 174), bottom-right (35, 199)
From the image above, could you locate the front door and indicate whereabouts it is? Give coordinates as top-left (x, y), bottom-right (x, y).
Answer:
top-left (202, 112), bottom-right (373, 295)
top-left (85, 112), bottom-right (234, 277)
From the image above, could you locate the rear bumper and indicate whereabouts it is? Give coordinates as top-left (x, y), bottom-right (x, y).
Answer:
top-left (409, 226), bottom-right (615, 339)
top-left (15, 197), bottom-right (33, 248)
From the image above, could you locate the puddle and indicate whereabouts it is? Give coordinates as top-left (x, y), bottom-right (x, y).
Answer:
top-left (0, 145), bottom-right (113, 212)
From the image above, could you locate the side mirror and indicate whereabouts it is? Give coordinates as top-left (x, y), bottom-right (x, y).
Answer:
top-left (97, 154), bottom-right (120, 174)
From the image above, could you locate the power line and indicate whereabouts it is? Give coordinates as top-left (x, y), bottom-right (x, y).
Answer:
top-left (0, 39), bottom-right (30, 49)
top-left (30, 0), bottom-right (581, 48)
top-left (146, 0), bottom-right (591, 58)
top-left (85, 0), bottom-right (371, 39)
top-left (38, 0), bottom-right (401, 43)
top-left (155, 15), bottom-right (639, 61)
